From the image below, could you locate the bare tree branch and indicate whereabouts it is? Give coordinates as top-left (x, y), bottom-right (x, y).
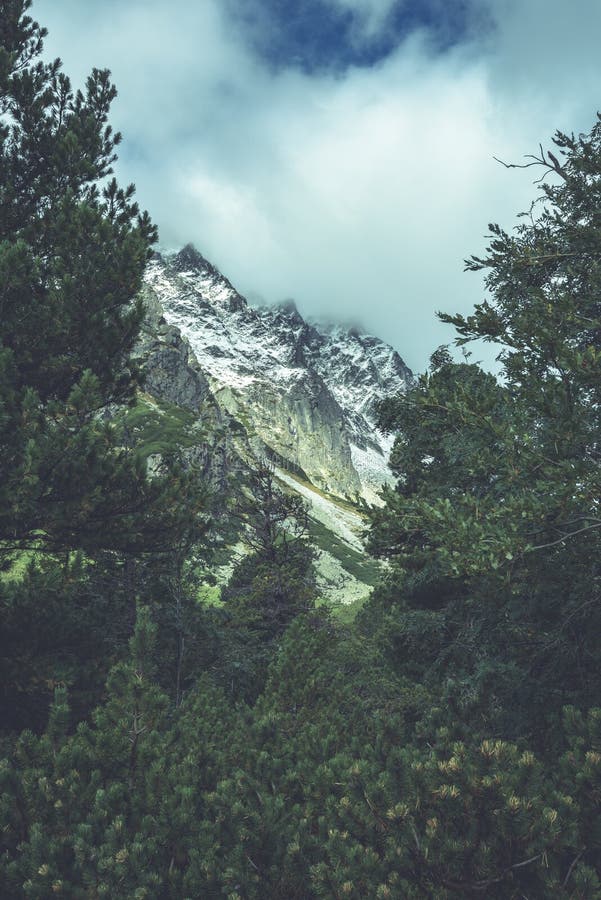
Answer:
top-left (527, 521), bottom-right (601, 553)
top-left (494, 142), bottom-right (567, 182)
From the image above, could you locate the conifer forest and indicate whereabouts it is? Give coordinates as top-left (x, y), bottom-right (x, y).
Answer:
top-left (1, 2), bottom-right (601, 897)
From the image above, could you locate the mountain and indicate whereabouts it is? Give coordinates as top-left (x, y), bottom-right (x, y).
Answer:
top-left (135, 244), bottom-right (411, 609)
top-left (142, 244), bottom-right (412, 505)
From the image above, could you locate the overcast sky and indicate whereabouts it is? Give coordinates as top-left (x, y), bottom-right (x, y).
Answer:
top-left (35, 0), bottom-right (601, 371)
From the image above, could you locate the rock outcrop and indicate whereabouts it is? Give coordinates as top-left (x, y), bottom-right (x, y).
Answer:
top-left (133, 283), bottom-right (245, 494)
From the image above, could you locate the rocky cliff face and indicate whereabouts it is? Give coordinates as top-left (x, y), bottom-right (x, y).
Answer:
top-left (142, 244), bottom-right (412, 504)
top-left (133, 284), bottom-right (244, 494)
top-left (137, 288), bottom-right (212, 413)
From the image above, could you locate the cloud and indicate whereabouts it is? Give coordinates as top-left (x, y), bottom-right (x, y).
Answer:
top-left (328, 0), bottom-right (398, 38)
top-left (33, 0), bottom-right (601, 371)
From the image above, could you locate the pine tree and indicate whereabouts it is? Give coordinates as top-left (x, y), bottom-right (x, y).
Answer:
top-left (0, 0), bottom-right (198, 560)
top-left (224, 462), bottom-right (318, 638)
top-left (0, 0), bottom-right (207, 728)
top-left (367, 114), bottom-right (601, 733)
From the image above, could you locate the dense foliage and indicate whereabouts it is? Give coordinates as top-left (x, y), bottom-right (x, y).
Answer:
top-left (367, 122), bottom-right (601, 742)
top-left (0, 0), bottom-right (205, 728)
top-left (1, 3), bottom-right (600, 897)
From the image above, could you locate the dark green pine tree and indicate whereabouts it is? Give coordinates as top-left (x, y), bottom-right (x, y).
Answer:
top-left (0, 0), bottom-right (207, 729)
top-left (224, 462), bottom-right (318, 638)
top-left (0, 0), bottom-right (198, 561)
top-left (366, 354), bottom-right (528, 733)
top-left (366, 114), bottom-right (601, 737)
top-left (214, 462), bottom-right (318, 701)
top-left (0, 606), bottom-right (170, 897)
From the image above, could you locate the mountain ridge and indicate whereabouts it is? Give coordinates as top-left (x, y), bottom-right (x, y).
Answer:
top-left (142, 244), bottom-right (412, 505)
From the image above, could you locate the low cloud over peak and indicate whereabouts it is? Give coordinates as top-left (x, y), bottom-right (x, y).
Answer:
top-left (35, 0), bottom-right (601, 370)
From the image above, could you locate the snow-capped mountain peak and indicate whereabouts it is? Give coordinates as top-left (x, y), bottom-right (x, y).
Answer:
top-left (143, 246), bottom-right (412, 502)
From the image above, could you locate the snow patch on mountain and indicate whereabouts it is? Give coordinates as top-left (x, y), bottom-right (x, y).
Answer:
top-left (143, 244), bottom-right (411, 503)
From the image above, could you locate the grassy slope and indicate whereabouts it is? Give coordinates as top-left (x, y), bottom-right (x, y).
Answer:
top-left (307, 517), bottom-right (381, 588)
top-left (114, 393), bottom-right (204, 458)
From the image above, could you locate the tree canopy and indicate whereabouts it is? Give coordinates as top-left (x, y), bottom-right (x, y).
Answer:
top-left (367, 118), bottom-right (601, 738)
top-left (0, 0), bottom-right (200, 561)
